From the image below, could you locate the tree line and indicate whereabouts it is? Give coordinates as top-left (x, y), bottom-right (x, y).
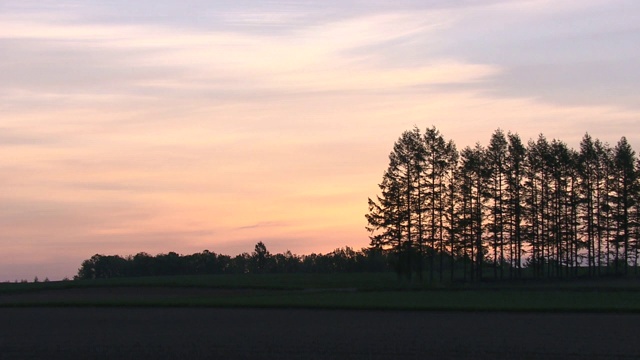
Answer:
top-left (75, 242), bottom-right (389, 279)
top-left (367, 126), bottom-right (640, 281)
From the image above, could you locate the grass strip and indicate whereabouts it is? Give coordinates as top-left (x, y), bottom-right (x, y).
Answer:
top-left (3, 289), bottom-right (640, 313)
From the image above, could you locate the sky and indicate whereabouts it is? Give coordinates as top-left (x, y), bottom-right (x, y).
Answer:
top-left (1, 0), bottom-right (639, 281)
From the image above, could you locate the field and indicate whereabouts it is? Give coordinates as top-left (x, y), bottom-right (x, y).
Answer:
top-left (1, 308), bottom-right (639, 359)
top-left (2, 272), bottom-right (640, 311)
top-left (2, 273), bottom-right (640, 358)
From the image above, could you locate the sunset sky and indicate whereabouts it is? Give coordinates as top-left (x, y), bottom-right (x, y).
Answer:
top-left (1, 0), bottom-right (639, 281)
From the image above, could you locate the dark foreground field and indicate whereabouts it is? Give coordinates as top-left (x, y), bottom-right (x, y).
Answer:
top-left (3, 275), bottom-right (640, 359)
top-left (1, 307), bottom-right (639, 359)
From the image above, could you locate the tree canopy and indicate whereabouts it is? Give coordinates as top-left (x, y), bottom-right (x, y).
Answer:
top-left (75, 245), bottom-right (389, 280)
top-left (367, 127), bottom-right (640, 281)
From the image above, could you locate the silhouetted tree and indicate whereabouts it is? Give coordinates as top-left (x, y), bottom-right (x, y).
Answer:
top-left (457, 144), bottom-right (488, 281)
top-left (486, 129), bottom-right (509, 279)
top-left (506, 132), bottom-right (526, 278)
top-left (367, 128), bottom-right (426, 279)
top-left (578, 133), bottom-right (600, 276)
top-left (611, 137), bottom-right (638, 275)
top-left (423, 127), bottom-right (454, 282)
top-left (252, 241), bottom-right (271, 273)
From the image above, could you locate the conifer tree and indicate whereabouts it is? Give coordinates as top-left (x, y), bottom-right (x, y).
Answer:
top-left (367, 128), bottom-right (425, 279)
top-left (486, 129), bottom-right (509, 279)
top-left (368, 126), bottom-right (640, 282)
top-left (458, 144), bottom-right (488, 280)
top-left (578, 133), bottom-right (599, 276)
top-left (506, 132), bottom-right (526, 277)
top-left (524, 135), bottom-right (551, 277)
top-left (611, 137), bottom-right (638, 274)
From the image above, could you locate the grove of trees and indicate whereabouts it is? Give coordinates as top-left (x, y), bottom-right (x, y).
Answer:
top-left (76, 127), bottom-right (640, 284)
top-left (75, 242), bottom-right (389, 280)
top-left (367, 127), bottom-right (640, 281)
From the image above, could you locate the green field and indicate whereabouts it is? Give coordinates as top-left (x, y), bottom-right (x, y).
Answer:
top-left (1, 272), bottom-right (405, 292)
top-left (2, 273), bottom-right (640, 312)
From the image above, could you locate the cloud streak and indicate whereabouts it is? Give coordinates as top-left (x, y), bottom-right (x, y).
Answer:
top-left (0, 11), bottom-right (497, 98)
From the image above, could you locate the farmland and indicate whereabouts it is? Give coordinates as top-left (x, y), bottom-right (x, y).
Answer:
top-left (2, 308), bottom-right (640, 359)
top-left (2, 273), bottom-right (640, 358)
top-left (2, 273), bottom-right (640, 311)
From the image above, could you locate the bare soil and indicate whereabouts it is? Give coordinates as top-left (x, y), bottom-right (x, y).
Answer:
top-left (1, 307), bottom-right (639, 359)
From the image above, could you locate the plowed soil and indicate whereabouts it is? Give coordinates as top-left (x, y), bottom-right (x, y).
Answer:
top-left (1, 307), bottom-right (639, 359)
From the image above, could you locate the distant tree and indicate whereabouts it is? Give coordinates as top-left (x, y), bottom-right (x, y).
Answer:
top-left (252, 241), bottom-right (271, 273)
top-left (548, 139), bottom-right (579, 277)
top-left (593, 139), bottom-right (612, 274)
top-left (524, 135), bottom-right (551, 278)
top-left (634, 158), bottom-right (640, 273)
top-left (485, 129), bottom-right (509, 279)
top-left (131, 252), bottom-right (155, 276)
top-left (422, 127), bottom-right (454, 282)
top-left (456, 144), bottom-right (488, 281)
top-left (611, 137), bottom-right (638, 274)
top-left (506, 132), bottom-right (526, 278)
top-left (443, 140), bottom-right (459, 281)
top-left (578, 133), bottom-right (600, 276)
top-left (599, 143), bottom-right (615, 274)
top-left (367, 128), bottom-right (426, 279)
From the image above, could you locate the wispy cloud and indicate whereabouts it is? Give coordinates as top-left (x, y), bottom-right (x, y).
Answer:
top-left (0, 11), bottom-right (497, 100)
top-left (236, 221), bottom-right (289, 230)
